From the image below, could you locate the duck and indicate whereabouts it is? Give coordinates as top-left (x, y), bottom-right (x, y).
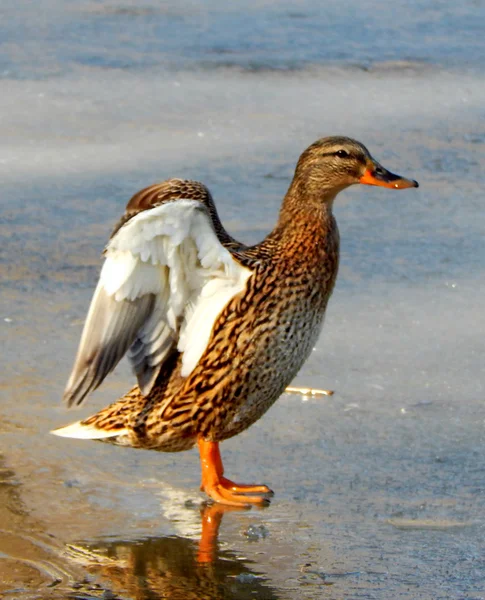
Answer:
top-left (52, 136), bottom-right (418, 507)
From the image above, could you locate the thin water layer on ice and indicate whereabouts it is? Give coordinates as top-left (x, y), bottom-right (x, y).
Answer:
top-left (1, 1), bottom-right (485, 598)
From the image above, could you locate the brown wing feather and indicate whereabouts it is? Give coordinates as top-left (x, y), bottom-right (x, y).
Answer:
top-left (108, 179), bottom-right (243, 249)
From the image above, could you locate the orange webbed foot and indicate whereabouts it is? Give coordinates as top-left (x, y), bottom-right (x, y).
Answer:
top-left (204, 482), bottom-right (271, 507)
top-left (198, 439), bottom-right (274, 507)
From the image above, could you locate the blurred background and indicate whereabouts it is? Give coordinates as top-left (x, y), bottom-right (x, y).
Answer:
top-left (0, 1), bottom-right (484, 598)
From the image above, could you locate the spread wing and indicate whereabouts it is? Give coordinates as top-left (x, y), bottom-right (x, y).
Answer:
top-left (63, 199), bottom-right (253, 407)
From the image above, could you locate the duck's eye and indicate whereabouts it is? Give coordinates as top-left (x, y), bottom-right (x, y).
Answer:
top-left (335, 149), bottom-right (350, 159)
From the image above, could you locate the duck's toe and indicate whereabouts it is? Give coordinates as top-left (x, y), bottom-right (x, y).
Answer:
top-left (219, 476), bottom-right (274, 496)
top-left (203, 480), bottom-right (272, 507)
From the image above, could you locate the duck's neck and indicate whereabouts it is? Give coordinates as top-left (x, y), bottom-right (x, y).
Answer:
top-left (270, 178), bottom-right (339, 249)
top-left (256, 178), bottom-right (340, 305)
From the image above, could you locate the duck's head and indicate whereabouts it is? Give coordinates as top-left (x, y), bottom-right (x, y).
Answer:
top-left (294, 136), bottom-right (418, 199)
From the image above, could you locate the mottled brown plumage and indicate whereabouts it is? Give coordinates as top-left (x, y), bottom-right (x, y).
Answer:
top-left (53, 136), bottom-right (418, 506)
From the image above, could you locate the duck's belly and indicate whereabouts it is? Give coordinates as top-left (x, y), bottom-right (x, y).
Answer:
top-left (209, 303), bottom-right (326, 442)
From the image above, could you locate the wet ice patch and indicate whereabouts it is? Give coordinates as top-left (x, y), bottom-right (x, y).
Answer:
top-left (243, 523), bottom-right (270, 541)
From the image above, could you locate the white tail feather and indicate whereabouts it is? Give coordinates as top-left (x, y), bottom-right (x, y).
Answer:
top-left (51, 421), bottom-right (128, 440)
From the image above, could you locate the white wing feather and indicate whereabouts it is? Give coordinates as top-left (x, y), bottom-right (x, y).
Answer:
top-left (63, 200), bottom-right (252, 407)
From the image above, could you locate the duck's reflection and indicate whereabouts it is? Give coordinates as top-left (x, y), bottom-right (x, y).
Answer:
top-left (69, 504), bottom-right (279, 600)
top-left (196, 502), bottom-right (230, 564)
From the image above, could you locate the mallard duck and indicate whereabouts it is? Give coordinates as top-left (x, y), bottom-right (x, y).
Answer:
top-left (52, 137), bottom-right (418, 506)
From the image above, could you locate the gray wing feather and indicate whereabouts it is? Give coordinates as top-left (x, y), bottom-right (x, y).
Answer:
top-left (63, 284), bottom-right (155, 407)
top-left (127, 305), bottom-right (177, 396)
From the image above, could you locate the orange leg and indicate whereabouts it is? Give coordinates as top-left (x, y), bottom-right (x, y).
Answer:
top-left (198, 438), bottom-right (274, 507)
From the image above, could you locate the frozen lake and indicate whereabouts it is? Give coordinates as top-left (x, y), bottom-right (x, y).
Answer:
top-left (0, 1), bottom-right (484, 598)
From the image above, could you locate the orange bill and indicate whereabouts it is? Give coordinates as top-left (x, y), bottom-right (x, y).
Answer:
top-left (360, 164), bottom-right (419, 189)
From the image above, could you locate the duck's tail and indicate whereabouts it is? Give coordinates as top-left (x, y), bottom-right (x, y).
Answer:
top-left (51, 396), bottom-right (135, 442)
top-left (51, 391), bottom-right (195, 451)
top-left (51, 419), bottom-right (128, 440)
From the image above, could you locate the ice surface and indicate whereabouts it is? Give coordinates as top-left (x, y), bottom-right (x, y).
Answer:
top-left (0, 1), bottom-right (484, 599)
